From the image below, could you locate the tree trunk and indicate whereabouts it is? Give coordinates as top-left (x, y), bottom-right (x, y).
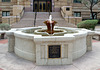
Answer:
top-left (90, 6), bottom-right (94, 19)
top-left (1, 33), bottom-right (5, 39)
top-left (90, 2), bottom-right (95, 19)
top-left (92, 13), bottom-right (94, 19)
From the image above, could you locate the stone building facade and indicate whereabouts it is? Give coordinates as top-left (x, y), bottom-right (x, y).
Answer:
top-left (0, 0), bottom-right (30, 23)
top-left (66, 0), bottom-right (100, 20)
top-left (0, 0), bottom-right (100, 24)
top-left (32, 0), bottom-right (100, 19)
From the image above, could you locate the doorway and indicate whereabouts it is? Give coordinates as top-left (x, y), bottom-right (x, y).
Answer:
top-left (33, 0), bottom-right (52, 12)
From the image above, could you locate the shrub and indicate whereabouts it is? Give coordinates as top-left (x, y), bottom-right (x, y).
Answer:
top-left (0, 23), bottom-right (11, 30)
top-left (77, 20), bottom-right (98, 30)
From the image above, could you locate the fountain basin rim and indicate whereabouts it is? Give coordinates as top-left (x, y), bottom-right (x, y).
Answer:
top-left (6, 26), bottom-right (95, 39)
top-left (12, 30), bottom-right (89, 41)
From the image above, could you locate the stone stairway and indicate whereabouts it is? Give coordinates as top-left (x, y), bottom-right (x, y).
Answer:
top-left (11, 12), bottom-right (35, 28)
top-left (51, 12), bottom-right (76, 27)
top-left (35, 12), bottom-right (49, 26)
top-left (11, 12), bottom-right (76, 28)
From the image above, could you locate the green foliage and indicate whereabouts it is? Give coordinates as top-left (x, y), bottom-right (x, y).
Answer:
top-left (0, 23), bottom-right (11, 30)
top-left (77, 20), bottom-right (98, 30)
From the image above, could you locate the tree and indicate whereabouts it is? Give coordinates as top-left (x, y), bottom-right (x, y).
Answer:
top-left (79, 0), bottom-right (100, 19)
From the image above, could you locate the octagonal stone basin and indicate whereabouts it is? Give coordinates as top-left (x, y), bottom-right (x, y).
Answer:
top-left (6, 26), bottom-right (94, 65)
top-left (22, 26), bottom-right (78, 36)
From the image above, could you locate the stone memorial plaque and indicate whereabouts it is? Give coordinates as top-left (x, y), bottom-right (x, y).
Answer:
top-left (48, 45), bottom-right (61, 58)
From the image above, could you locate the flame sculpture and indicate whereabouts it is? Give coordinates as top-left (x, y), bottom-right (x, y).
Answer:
top-left (44, 15), bottom-right (57, 34)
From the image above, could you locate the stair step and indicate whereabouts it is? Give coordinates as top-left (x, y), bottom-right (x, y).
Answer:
top-left (11, 12), bottom-right (76, 28)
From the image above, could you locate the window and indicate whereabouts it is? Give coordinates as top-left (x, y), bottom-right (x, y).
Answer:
top-left (93, 0), bottom-right (98, 3)
top-left (2, 0), bottom-right (10, 2)
top-left (90, 12), bottom-right (97, 19)
top-left (2, 11), bottom-right (10, 16)
top-left (66, 8), bottom-right (70, 11)
top-left (74, 12), bottom-right (81, 17)
top-left (73, 0), bottom-right (81, 3)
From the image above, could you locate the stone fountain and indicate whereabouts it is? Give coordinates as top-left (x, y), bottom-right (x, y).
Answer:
top-left (34, 15), bottom-right (67, 36)
top-left (44, 15), bottom-right (57, 34)
top-left (6, 15), bottom-right (94, 65)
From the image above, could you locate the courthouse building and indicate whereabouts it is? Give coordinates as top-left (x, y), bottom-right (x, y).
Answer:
top-left (0, 0), bottom-right (100, 24)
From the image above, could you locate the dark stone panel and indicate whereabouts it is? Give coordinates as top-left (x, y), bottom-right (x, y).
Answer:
top-left (48, 45), bottom-right (61, 58)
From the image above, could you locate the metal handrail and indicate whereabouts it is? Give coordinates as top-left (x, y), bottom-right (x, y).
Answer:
top-left (19, 7), bottom-right (25, 19)
top-left (60, 7), bottom-right (66, 17)
top-left (16, 7), bottom-right (25, 23)
top-left (34, 12), bottom-right (37, 27)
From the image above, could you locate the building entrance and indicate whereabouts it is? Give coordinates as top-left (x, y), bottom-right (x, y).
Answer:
top-left (33, 0), bottom-right (52, 12)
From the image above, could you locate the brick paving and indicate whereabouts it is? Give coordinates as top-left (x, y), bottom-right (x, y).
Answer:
top-left (0, 39), bottom-right (8, 44)
top-left (92, 40), bottom-right (100, 42)
top-left (97, 69), bottom-right (100, 70)
top-left (0, 68), bottom-right (3, 70)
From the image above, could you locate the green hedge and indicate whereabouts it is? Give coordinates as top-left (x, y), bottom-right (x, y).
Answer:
top-left (77, 20), bottom-right (98, 30)
top-left (0, 23), bottom-right (11, 30)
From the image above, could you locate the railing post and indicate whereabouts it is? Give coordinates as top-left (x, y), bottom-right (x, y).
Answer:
top-left (19, 7), bottom-right (25, 21)
top-left (34, 12), bottom-right (37, 27)
top-left (60, 7), bottom-right (66, 18)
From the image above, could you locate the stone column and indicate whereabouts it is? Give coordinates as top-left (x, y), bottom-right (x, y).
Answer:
top-left (6, 32), bottom-right (15, 52)
top-left (86, 35), bottom-right (92, 51)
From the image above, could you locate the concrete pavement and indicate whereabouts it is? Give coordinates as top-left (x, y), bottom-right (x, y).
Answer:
top-left (0, 39), bottom-right (100, 70)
